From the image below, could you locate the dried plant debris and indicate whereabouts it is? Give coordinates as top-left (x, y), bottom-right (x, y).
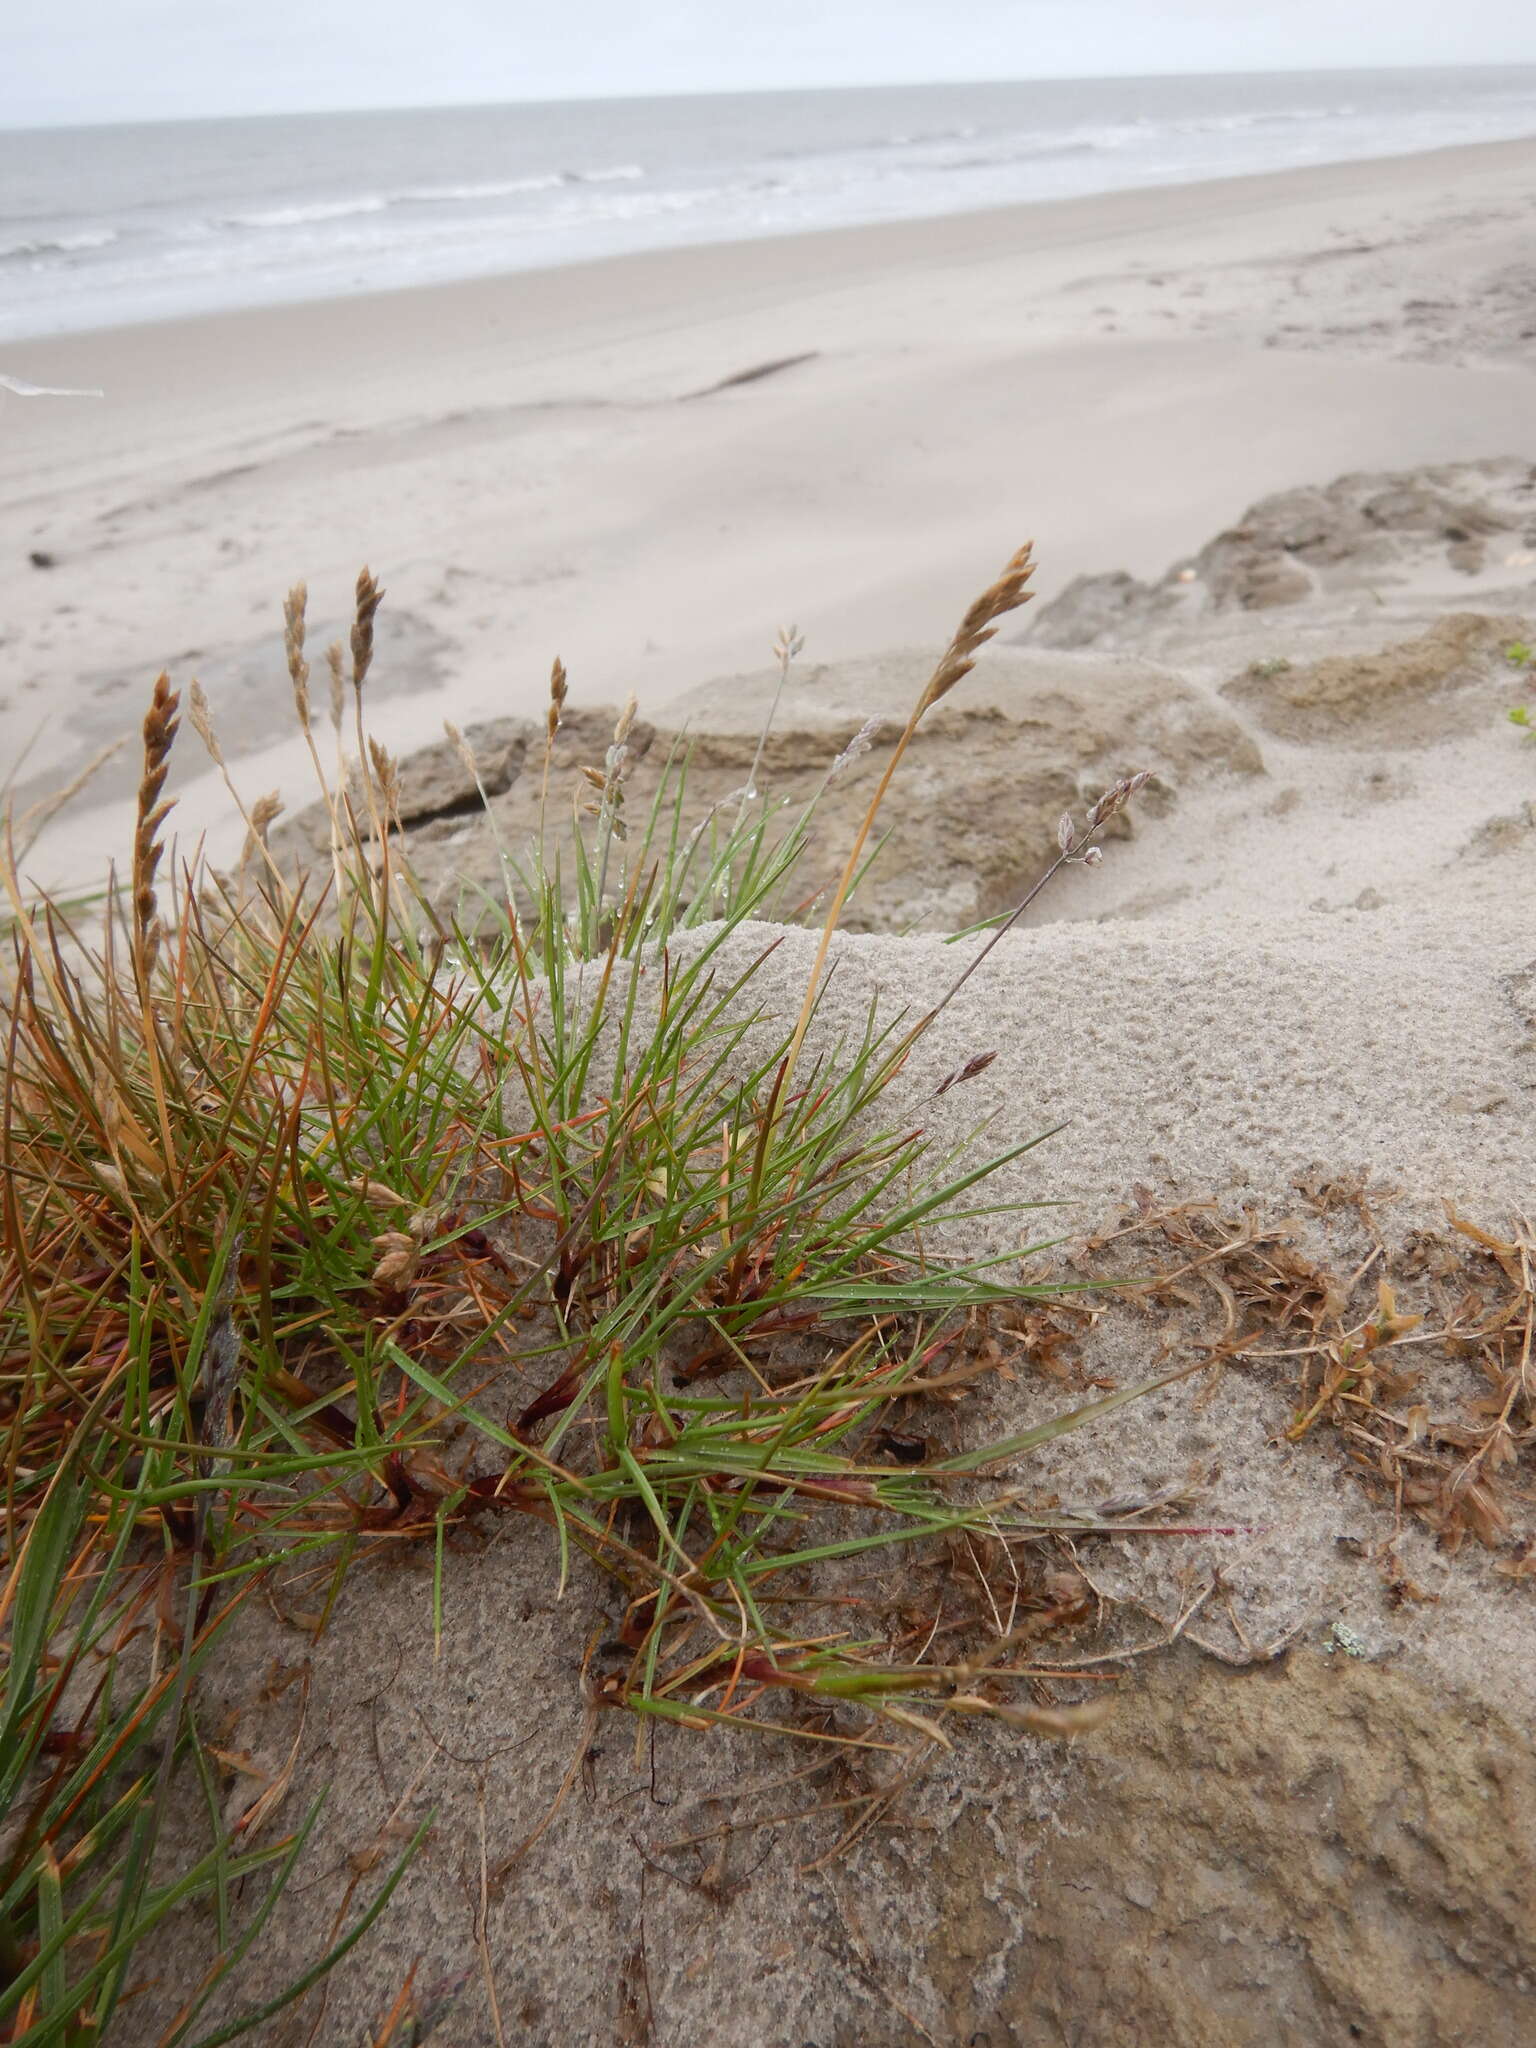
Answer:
top-left (1072, 1181), bottom-right (1536, 1582)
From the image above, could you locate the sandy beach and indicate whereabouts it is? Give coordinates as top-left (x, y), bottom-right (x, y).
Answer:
top-left (4, 133), bottom-right (1536, 882)
top-left (5, 111), bottom-right (1536, 2047)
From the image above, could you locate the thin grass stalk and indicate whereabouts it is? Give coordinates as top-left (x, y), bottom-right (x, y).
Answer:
top-left (733, 624), bottom-right (803, 840)
top-left (591, 694), bottom-right (636, 939)
top-left (186, 682), bottom-right (292, 912)
top-left (776, 544), bottom-right (1035, 1104)
top-left (537, 656), bottom-right (568, 873)
top-left (878, 771), bottom-right (1153, 1081)
top-left (6, 741), bottom-right (125, 869)
top-left (348, 567), bottom-right (387, 907)
top-left (283, 581), bottom-right (353, 906)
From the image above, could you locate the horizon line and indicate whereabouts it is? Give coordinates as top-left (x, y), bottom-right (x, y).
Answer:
top-left (6, 57), bottom-right (1536, 138)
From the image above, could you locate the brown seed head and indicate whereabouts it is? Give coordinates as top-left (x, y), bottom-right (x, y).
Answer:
top-left (239, 790), bottom-right (284, 868)
top-left (1088, 770), bottom-right (1152, 830)
top-left (350, 567), bottom-right (385, 690)
top-left (284, 582), bottom-right (311, 730)
top-left (370, 1231), bottom-right (418, 1291)
top-left (444, 719), bottom-right (480, 781)
top-left (367, 736), bottom-right (401, 817)
top-left (326, 643), bottom-right (345, 729)
top-left (934, 1049), bottom-right (999, 1098)
top-left (918, 542), bottom-right (1035, 718)
top-left (133, 672), bottom-right (180, 969)
top-left (188, 679), bottom-right (223, 766)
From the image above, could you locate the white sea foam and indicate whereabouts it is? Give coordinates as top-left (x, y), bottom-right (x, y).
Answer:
top-left (400, 174), bottom-right (566, 202)
top-left (0, 227), bottom-right (118, 262)
top-left (228, 196), bottom-right (392, 228)
top-left (227, 164), bottom-right (645, 226)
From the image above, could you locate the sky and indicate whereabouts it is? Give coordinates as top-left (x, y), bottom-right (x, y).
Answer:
top-left (7, 0), bottom-right (1536, 128)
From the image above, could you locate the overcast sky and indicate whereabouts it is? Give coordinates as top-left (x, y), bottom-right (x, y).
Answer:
top-left (8, 0), bottom-right (1536, 128)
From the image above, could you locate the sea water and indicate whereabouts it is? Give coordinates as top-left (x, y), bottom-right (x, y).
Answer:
top-left (4, 67), bottom-right (1536, 341)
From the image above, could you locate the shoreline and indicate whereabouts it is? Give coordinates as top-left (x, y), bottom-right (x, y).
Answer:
top-left (6, 129), bottom-right (1535, 358)
top-left (4, 131), bottom-right (1535, 887)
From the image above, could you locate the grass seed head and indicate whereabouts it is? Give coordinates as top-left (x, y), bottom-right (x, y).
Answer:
top-left (132, 670), bottom-right (180, 970)
top-left (370, 1231), bottom-right (419, 1290)
top-left (828, 716), bottom-right (883, 781)
top-left (326, 642), bottom-right (346, 729)
top-left (917, 541), bottom-right (1036, 718)
top-left (284, 582), bottom-right (311, 731)
top-left (367, 736), bottom-right (401, 820)
top-left (239, 791), bottom-right (283, 869)
top-left (444, 719), bottom-right (482, 784)
top-left (188, 679), bottom-right (223, 767)
top-left (350, 567), bottom-right (385, 691)
top-left (547, 656), bottom-right (569, 742)
top-left (1089, 770), bottom-right (1152, 829)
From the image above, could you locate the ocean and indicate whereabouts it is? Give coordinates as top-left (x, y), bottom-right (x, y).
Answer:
top-left (4, 67), bottom-right (1536, 343)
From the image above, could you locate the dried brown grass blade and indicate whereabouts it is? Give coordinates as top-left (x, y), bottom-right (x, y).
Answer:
top-left (8, 736), bottom-right (126, 858)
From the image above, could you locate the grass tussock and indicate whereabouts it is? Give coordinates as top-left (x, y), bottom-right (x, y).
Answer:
top-left (0, 553), bottom-right (1165, 2042)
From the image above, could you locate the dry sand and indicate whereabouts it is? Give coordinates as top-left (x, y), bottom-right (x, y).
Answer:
top-left (4, 134), bottom-right (1536, 884)
top-left (9, 136), bottom-right (1536, 2045)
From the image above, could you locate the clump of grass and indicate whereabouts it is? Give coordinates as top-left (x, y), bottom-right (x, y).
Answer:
top-left (1, 548), bottom-right (1162, 2038)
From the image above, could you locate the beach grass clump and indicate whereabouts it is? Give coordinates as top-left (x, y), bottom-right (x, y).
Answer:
top-left (0, 556), bottom-right (1160, 2041)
